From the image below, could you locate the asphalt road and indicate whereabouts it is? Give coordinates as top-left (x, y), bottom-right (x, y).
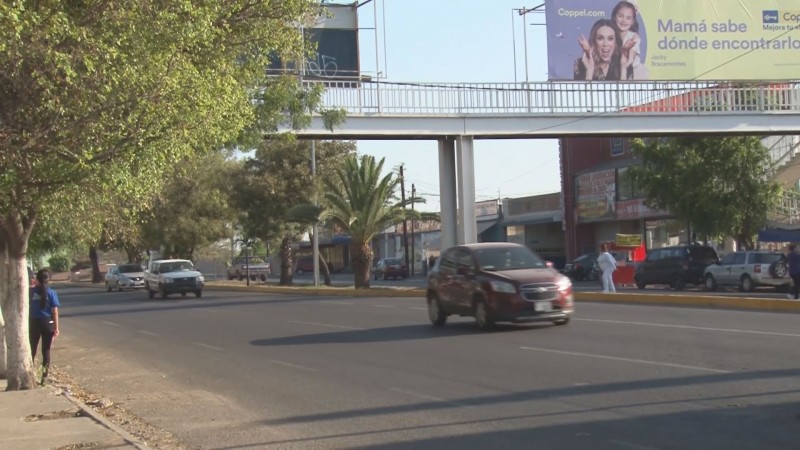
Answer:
top-left (54, 284), bottom-right (800, 450)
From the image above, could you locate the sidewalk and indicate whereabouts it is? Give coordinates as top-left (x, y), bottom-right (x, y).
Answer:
top-left (0, 379), bottom-right (150, 450)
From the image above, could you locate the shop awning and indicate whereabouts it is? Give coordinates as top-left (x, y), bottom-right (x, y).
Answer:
top-left (758, 228), bottom-right (800, 242)
top-left (500, 210), bottom-right (562, 227)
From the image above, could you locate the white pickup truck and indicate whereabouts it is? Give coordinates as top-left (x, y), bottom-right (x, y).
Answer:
top-left (227, 256), bottom-right (270, 281)
top-left (144, 259), bottom-right (204, 299)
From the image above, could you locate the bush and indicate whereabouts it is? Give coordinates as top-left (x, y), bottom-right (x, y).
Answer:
top-left (48, 255), bottom-right (69, 273)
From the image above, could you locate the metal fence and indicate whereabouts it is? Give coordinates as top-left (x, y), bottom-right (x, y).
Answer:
top-left (309, 80), bottom-right (800, 116)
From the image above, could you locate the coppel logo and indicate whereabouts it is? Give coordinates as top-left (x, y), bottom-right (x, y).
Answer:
top-left (763, 10), bottom-right (779, 23)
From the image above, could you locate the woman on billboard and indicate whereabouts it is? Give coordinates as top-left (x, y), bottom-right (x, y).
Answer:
top-left (573, 19), bottom-right (630, 81)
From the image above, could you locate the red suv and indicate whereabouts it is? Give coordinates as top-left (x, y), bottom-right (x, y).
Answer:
top-left (373, 257), bottom-right (409, 280)
top-left (426, 242), bottom-right (574, 330)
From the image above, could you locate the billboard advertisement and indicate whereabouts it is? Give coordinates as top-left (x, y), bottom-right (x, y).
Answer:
top-left (268, 3), bottom-right (360, 81)
top-left (545, 0), bottom-right (800, 81)
top-left (576, 169), bottom-right (616, 221)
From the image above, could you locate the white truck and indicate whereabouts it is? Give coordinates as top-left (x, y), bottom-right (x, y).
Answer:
top-left (144, 259), bottom-right (204, 299)
top-left (227, 256), bottom-right (270, 281)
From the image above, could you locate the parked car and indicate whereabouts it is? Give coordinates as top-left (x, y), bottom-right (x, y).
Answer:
top-left (105, 263), bottom-right (145, 291)
top-left (227, 256), bottom-right (269, 281)
top-left (144, 259), bottom-right (204, 299)
top-left (426, 242), bottom-right (574, 330)
top-left (563, 251), bottom-right (626, 281)
top-left (562, 253), bottom-right (598, 281)
top-left (294, 255), bottom-right (314, 275)
top-left (374, 257), bottom-right (409, 280)
top-left (634, 244), bottom-right (720, 290)
top-left (703, 250), bottom-right (790, 292)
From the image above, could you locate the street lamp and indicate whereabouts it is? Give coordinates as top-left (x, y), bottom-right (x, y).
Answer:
top-left (511, 4), bottom-right (546, 84)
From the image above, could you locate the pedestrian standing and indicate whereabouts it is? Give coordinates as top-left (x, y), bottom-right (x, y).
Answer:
top-left (597, 244), bottom-right (617, 293)
top-left (787, 244), bottom-right (800, 299)
top-left (29, 269), bottom-right (60, 385)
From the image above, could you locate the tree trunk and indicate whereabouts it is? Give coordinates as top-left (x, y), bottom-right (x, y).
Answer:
top-left (0, 213), bottom-right (37, 390)
top-left (0, 239), bottom-right (7, 379)
top-left (279, 234), bottom-right (294, 286)
top-left (90, 246), bottom-right (102, 283)
top-left (350, 241), bottom-right (373, 289)
top-left (318, 254), bottom-right (332, 286)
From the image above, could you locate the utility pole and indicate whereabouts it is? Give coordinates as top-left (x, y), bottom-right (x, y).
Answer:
top-left (411, 183), bottom-right (416, 277)
top-left (399, 164), bottom-right (409, 269)
top-left (311, 140), bottom-right (319, 287)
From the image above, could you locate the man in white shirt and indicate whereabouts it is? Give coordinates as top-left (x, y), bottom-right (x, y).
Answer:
top-left (597, 244), bottom-right (617, 293)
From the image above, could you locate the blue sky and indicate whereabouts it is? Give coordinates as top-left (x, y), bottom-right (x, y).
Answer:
top-left (349, 0), bottom-right (559, 212)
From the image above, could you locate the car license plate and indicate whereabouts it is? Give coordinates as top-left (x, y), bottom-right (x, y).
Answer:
top-left (535, 301), bottom-right (552, 312)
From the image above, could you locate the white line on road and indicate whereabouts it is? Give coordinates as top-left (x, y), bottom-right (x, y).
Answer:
top-left (289, 320), bottom-right (363, 330)
top-left (268, 359), bottom-right (318, 372)
top-left (193, 342), bottom-right (224, 351)
top-left (389, 388), bottom-right (475, 409)
top-left (520, 346), bottom-right (729, 374)
top-left (370, 304), bottom-right (395, 308)
top-left (607, 439), bottom-right (658, 450)
top-left (101, 321), bottom-right (120, 327)
top-left (137, 330), bottom-right (159, 337)
top-left (320, 301), bottom-right (355, 306)
top-left (410, 307), bottom-right (428, 311)
top-left (575, 317), bottom-right (800, 338)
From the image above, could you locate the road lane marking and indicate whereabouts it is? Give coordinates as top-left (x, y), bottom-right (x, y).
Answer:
top-left (137, 330), bottom-right (159, 336)
top-left (268, 359), bottom-right (318, 372)
top-left (193, 342), bottom-right (224, 351)
top-left (608, 440), bottom-right (658, 450)
top-left (410, 307), bottom-right (428, 311)
top-left (389, 388), bottom-right (475, 409)
top-left (101, 321), bottom-right (120, 327)
top-left (370, 304), bottom-right (395, 308)
top-left (520, 346), bottom-right (729, 374)
top-left (575, 318), bottom-right (800, 338)
top-left (289, 320), bottom-right (363, 330)
top-left (320, 301), bottom-right (355, 306)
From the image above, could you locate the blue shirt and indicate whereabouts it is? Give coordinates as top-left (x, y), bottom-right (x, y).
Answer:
top-left (788, 252), bottom-right (800, 277)
top-left (29, 287), bottom-right (60, 320)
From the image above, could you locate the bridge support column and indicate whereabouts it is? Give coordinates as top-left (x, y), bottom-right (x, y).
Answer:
top-left (438, 138), bottom-right (458, 251)
top-left (456, 136), bottom-right (477, 244)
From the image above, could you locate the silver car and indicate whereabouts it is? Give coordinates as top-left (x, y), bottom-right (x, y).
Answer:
top-left (703, 251), bottom-right (789, 292)
top-left (105, 263), bottom-right (146, 291)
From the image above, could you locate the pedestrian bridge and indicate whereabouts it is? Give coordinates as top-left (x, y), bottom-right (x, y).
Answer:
top-left (292, 79), bottom-right (800, 251)
top-left (297, 80), bottom-right (800, 139)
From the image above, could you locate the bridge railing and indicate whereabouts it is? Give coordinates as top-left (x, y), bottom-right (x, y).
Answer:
top-left (309, 80), bottom-right (800, 116)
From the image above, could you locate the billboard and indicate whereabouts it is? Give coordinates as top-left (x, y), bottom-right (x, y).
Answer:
top-left (269, 3), bottom-right (360, 81)
top-left (576, 169), bottom-right (616, 221)
top-left (545, 0), bottom-right (800, 81)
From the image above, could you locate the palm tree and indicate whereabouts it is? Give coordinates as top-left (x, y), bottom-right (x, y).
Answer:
top-left (288, 154), bottom-right (436, 288)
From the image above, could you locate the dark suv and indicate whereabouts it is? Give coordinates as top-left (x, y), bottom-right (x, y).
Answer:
top-left (634, 244), bottom-right (720, 290)
top-left (374, 257), bottom-right (409, 280)
top-left (426, 243), bottom-right (574, 330)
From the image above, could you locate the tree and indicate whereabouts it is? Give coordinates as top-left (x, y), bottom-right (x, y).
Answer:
top-left (290, 154), bottom-right (437, 289)
top-left (141, 152), bottom-right (240, 260)
top-left (629, 136), bottom-right (781, 249)
top-left (0, 1), bottom-right (321, 390)
top-left (231, 140), bottom-right (355, 285)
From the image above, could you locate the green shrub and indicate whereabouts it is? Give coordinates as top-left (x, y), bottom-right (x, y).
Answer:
top-left (48, 255), bottom-right (69, 272)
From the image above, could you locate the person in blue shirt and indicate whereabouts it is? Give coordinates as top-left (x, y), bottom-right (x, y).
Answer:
top-left (787, 245), bottom-right (800, 300)
top-left (29, 269), bottom-right (60, 385)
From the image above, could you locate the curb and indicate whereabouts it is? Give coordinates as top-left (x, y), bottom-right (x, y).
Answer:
top-left (206, 282), bottom-right (800, 312)
top-left (575, 291), bottom-right (800, 312)
top-left (204, 283), bottom-right (426, 298)
top-left (56, 387), bottom-right (153, 450)
top-left (65, 280), bottom-right (800, 313)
